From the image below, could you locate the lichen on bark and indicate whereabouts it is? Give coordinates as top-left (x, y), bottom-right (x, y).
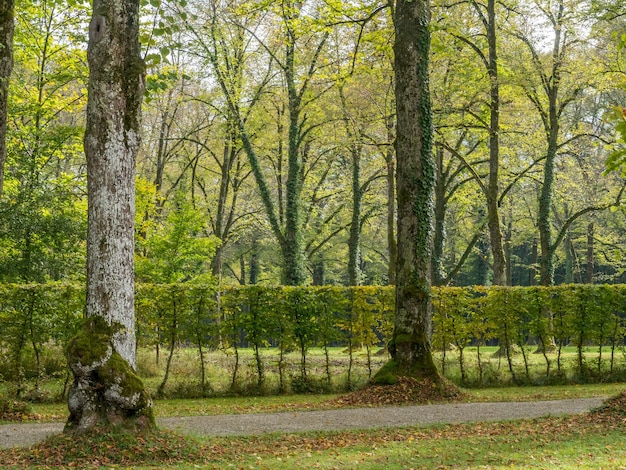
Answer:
top-left (66, 316), bottom-right (154, 434)
top-left (66, 0), bottom-right (153, 434)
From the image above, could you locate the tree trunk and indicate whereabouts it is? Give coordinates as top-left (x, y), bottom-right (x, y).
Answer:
top-left (340, 86), bottom-right (363, 287)
top-left (529, 238), bottom-right (538, 286)
top-left (0, 0), bottom-right (13, 198)
top-left (249, 237), bottom-right (260, 284)
top-left (432, 146), bottom-right (446, 286)
top-left (538, 135), bottom-right (557, 286)
top-left (311, 256), bottom-right (325, 285)
top-left (484, 0), bottom-right (506, 286)
top-left (537, 2), bottom-right (563, 287)
top-left (373, 0), bottom-right (439, 382)
top-left (386, 116), bottom-right (397, 285)
top-left (66, 0), bottom-right (153, 434)
top-left (586, 222), bottom-right (594, 284)
top-left (283, 26), bottom-right (306, 286)
top-left (505, 211), bottom-right (512, 286)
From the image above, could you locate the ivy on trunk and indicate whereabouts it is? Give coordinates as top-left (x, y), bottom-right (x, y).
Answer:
top-left (373, 0), bottom-right (440, 382)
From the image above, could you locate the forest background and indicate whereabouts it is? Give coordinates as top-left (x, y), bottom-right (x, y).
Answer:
top-left (2, 0), bottom-right (626, 290)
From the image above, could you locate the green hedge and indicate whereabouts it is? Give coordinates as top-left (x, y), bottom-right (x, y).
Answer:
top-left (1, 283), bottom-right (625, 397)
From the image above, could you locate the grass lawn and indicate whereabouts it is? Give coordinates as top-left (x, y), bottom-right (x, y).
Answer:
top-left (2, 383), bottom-right (626, 468)
top-left (177, 421), bottom-right (626, 470)
top-left (2, 413), bottom-right (625, 469)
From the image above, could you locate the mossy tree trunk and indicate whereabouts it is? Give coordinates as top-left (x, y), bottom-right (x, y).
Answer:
top-left (374, 0), bottom-right (439, 382)
top-left (0, 0), bottom-right (13, 198)
top-left (66, 0), bottom-right (153, 434)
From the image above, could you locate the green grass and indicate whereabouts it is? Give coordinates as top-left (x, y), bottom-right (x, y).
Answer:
top-left (184, 425), bottom-right (626, 470)
top-left (5, 344), bottom-right (626, 404)
top-left (5, 415), bottom-right (624, 469)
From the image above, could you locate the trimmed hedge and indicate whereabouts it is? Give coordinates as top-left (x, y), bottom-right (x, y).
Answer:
top-left (1, 283), bottom-right (625, 396)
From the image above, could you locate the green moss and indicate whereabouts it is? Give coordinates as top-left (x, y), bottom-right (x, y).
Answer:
top-left (66, 315), bottom-right (155, 432)
top-left (393, 333), bottom-right (414, 346)
top-left (99, 351), bottom-right (146, 400)
top-left (67, 316), bottom-right (115, 366)
top-left (371, 360), bottom-right (400, 385)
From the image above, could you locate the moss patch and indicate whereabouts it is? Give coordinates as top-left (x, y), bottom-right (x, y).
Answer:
top-left (66, 316), bottom-right (115, 368)
top-left (371, 359), bottom-right (400, 385)
top-left (66, 315), bottom-right (154, 433)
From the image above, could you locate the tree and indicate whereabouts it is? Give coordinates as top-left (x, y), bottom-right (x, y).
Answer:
top-left (373, 0), bottom-right (440, 382)
top-left (65, 0), bottom-right (153, 433)
top-left (509, 0), bottom-right (599, 286)
top-left (0, 0), bottom-right (13, 197)
top-left (0, 0), bottom-right (88, 283)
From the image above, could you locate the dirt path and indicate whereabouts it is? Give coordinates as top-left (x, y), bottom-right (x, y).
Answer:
top-left (0, 397), bottom-right (605, 449)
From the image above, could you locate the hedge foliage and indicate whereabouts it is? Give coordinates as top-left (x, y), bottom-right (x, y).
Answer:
top-left (1, 283), bottom-right (626, 396)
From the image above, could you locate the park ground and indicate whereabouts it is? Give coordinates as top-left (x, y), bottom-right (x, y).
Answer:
top-left (1, 382), bottom-right (626, 468)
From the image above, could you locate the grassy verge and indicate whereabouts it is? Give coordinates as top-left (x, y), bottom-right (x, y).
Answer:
top-left (185, 419), bottom-right (626, 470)
top-left (2, 414), bottom-right (625, 469)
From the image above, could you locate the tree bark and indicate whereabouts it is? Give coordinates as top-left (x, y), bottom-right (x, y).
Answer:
top-left (374, 0), bottom-right (439, 381)
top-left (386, 116), bottom-right (397, 285)
top-left (536, 1), bottom-right (563, 287)
top-left (483, 0), bottom-right (506, 286)
top-left (586, 222), bottom-right (594, 284)
top-left (340, 85), bottom-right (363, 287)
top-left (0, 0), bottom-right (14, 198)
top-left (282, 8), bottom-right (307, 286)
top-left (432, 146), bottom-right (446, 286)
top-left (66, 0), bottom-right (153, 434)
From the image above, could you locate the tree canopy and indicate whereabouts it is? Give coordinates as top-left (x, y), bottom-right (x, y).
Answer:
top-left (0, 0), bottom-right (624, 288)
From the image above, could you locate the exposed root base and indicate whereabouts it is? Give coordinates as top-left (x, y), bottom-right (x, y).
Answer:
top-left (65, 316), bottom-right (154, 435)
top-left (491, 344), bottom-right (522, 358)
top-left (332, 376), bottom-right (465, 407)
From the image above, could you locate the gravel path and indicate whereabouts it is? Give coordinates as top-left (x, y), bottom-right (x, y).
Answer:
top-left (0, 397), bottom-right (605, 449)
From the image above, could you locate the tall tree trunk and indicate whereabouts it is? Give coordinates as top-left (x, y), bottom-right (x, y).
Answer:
top-left (586, 222), bottom-right (594, 284)
top-left (432, 146), bottom-right (446, 286)
top-left (66, 0), bottom-right (153, 434)
top-left (564, 232), bottom-right (575, 283)
top-left (538, 129), bottom-right (558, 286)
top-left (483, 0), bottom-right (506, 286)
top-left (283, 23), bottom-right (306, 285)
top-left (311, 256), bottom-right (325, 285)
top-left (348, 146), bottom-right (362, 286)
top-left (374, 0), bottom-right (439, 381)
top-left (537, 1), bottom-right (563, 287)
top-left (529, 238), bottom-right (538, 286)
top-left (249, 237), bottom-right (259, 284)
top-left (504, 210), bottom-right (512, 285)
top-left (0, 0), bottom-right (13, 198)
top-left (340, 85), bottom-right (363, 286)
top-left (386, 115), bottom-right (397, 285)
top-left (210, 122), bottom-right (237, 278)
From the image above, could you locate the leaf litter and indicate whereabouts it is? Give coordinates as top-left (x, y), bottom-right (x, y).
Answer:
top-left (1, 386), bottom-right (625, 468)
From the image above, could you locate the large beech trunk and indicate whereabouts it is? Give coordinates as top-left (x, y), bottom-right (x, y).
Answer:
top-left (66, 0), bottom-right (153, 434)
top-left (374, 0), bottom-right (439, 381)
